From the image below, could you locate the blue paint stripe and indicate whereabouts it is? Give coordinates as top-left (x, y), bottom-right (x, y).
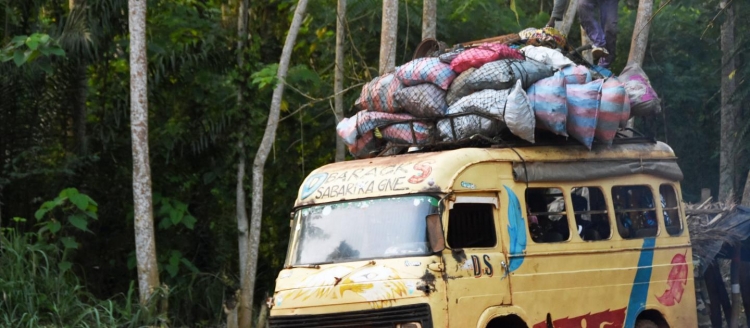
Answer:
top-left (624, 237), bottom-right (656, 327)
top-left (504, 186), bottom-right (526, 273)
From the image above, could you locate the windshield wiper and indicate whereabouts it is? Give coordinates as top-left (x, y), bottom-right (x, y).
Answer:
top-left (284, 261), bottom-right (333, 269)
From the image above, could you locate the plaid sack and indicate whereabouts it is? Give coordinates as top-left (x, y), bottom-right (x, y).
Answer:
top-left (438, 89), bottom-right (510, 141)
top-left (357, 73), bottom-right (404, 113)
top-left (395, 84), bottom-right (448, 118)
top-left (450, 43), bottom-right (523, 74)
top-left (395, 58), bottom-right (456, 90)
top-left (467, 59), bottom-right (555, 90)
top-left (337, 111), bottom-right (422, 145)
top-left (446, 67), bottom-right (477, 106)
top-left (381, 121), bottom-right (434, 145)
top-left (566, 79), bottom-right (603, 149)
top-left (438, 80), bottom-right (535, 143)
top-left (527, 73), bottom-right (568, 136)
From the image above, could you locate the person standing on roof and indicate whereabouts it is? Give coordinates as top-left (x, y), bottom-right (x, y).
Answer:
top-left (547, 0), bottom-right (619, 68)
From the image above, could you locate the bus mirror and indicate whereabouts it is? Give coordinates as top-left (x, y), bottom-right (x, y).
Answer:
top-left (426, 214), bottom-right (445, 253)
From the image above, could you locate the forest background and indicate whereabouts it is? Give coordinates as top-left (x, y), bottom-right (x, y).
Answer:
top-left (1, 0), bottom-right (749, 326)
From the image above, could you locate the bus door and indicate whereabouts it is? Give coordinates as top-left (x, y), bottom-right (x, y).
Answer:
top-left (441, 194), bottom-right (511, 327)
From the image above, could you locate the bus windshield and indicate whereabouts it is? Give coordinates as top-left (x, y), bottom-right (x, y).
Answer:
top-left (287, 196), bottom-right (440, 266)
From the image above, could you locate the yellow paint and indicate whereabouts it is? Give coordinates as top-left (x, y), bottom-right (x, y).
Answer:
top-left (273, 142), bottom-right (697, 328)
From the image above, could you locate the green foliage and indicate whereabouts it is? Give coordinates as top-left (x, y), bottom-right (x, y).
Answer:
top-left (0, 33), bottom-right (65, 73)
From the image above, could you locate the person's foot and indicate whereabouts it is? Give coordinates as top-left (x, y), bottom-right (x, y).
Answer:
top-left (591, 46), bottom-right (609, 62)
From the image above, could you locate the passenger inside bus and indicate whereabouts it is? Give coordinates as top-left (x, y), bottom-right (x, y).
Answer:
top-left (526, 188), bottom-right (570, 243)
top-left (613, 185), bottom-right (658, 239)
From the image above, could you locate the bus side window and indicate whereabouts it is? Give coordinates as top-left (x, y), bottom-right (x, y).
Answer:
top-left (447, 203), bottom-right (497, 248)
top-left (525, 188), bottom-right (570, 243)
top-left (660, 184), bottom-right (683, 236)
top-left (612, 185), bottom-right (658, 239)
top-left (571, 187), bottom-right (611, 241)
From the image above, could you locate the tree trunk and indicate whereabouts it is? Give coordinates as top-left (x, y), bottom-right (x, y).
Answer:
top-left (235, 0), bottom-right (251, 326)
top-left (379, 0), bottom-right (398, 75)
top-left (334, 0), bottom-right (346, 162)
top-left (245, 0), bottom-right (309, 324)
top-left (743, 170), bottom-right (750, 206)
top-left (627, 0), bottom-right (652, 66)
top-left (421, 0), bottom-right (436, 40)
top-left (580, 26), bottom-right (593, 63)
top-left (719, 0), bottom-right (737, 202)
top-left (128, 0), bottom-right (160, 305)
top-left (624, 0), bottom-right (653, 135)
top-left (70, 0), bottom-right (87, 156)
top-left (559, 0), bottom-right (578, 36)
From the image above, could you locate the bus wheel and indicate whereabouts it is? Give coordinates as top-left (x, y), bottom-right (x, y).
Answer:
top-left (635, 319), bottom-right (659, 328)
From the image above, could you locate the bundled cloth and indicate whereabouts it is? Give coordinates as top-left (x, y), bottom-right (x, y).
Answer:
top-left (438, 80), bottom-right (535, 143)
top-left (446, 67), bottom-right (477, 105)
top-left (520, 46), bottom-right (575, 70)
top-left (467, 59), bottom-right (555, 90)
top-left (566, 79), bottom-right (603, 149)
top-left (518, 27), bottom-right (567, 49)
top-left (450, 43), bottom-right (524, 73)
top-left (395, 57), bottom-right (456, 90)
top-left (357, 73), bottom-right (403, 113)
top-left (527, 73), bottom-right (568, 136)
top-left (395, 84), bottom-right (448, 118)
top-left (619, 62), bottom-right (661, 116)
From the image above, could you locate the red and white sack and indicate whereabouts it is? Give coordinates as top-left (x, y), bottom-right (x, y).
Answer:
top-left (450, 43), bottom-right (523, 74)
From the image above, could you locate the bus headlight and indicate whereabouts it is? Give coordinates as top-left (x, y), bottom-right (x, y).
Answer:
top-left (396, 323), bottom-right (422, 328)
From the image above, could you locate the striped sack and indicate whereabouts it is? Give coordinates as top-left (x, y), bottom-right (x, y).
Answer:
top-left (559, 65), bottom-right (592, 85)
top-left (347, 130), bottom-right (383, 159)
top-left (381, 121), bottom-right (434, 145)
top-left (357, 73), bottom-right (404, 113)
top-left (395, 58), bottom-right (456, 90)
top-left (450, 43), bottom-right (523, 74)
top-left (566, 79), bottom-right (603, 149)
top-left (337, 111), bottom-right (420, 145)
top-left (527, 73), bottom-right (568, 136)
top-left (595, 78), bottom-right (628, 146)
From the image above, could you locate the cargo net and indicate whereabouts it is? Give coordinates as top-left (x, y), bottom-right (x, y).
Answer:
top-left (339, 112), bottom-right (512, 159)
top-left (339, 36), bottom-right (650, 158)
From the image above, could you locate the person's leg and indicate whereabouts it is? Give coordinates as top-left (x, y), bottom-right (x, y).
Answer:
top-left (599, 0), bottom-right (619, 68)
top-left (578, 0), bottom-right (606, 48)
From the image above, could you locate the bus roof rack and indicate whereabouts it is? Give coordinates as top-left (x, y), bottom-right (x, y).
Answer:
top-left (378, 128), bottom-right (657, 157)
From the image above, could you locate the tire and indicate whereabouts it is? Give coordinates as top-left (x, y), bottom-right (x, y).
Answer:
top-left (635, 319), bottom-right (659, 328)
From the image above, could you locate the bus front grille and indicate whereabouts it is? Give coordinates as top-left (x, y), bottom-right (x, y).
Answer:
top-left (269, 303), bottom-right (432, 328)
